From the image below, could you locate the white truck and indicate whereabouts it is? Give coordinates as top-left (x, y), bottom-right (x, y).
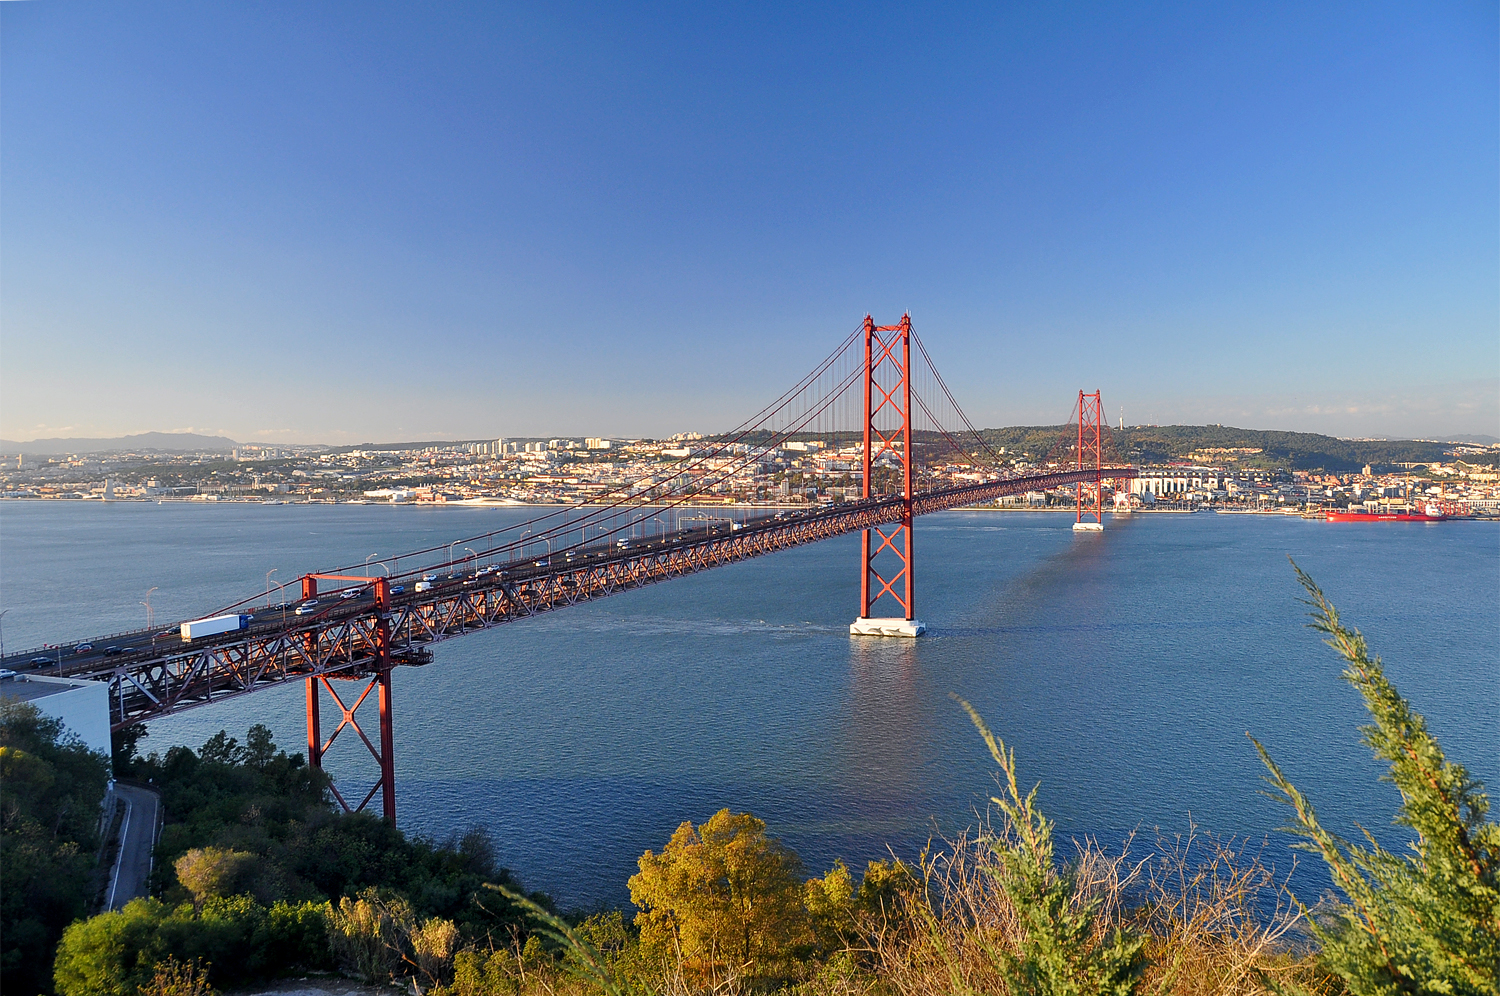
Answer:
top-left (180, 613), bottom-right (253, 642)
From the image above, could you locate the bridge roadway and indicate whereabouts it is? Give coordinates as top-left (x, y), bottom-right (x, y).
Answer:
top-left (4, 467), bottom-right (1135, 730)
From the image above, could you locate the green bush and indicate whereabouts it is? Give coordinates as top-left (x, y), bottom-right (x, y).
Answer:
top-left (0, 699), bottom-right (110, 995)
top-left (52, 895), bottom-right (331, 996)
top-left (50, 723), bottom-right (545, 993)
top-left (139, 725), bottom-right (544, 937)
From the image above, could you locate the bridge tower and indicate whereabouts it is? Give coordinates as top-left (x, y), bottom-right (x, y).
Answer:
top-left (850, 314), bottom-right (926, 637)
top-left (303, 574), bottom-right (398, 824)
top-left (1074, 390), bottom-right (1105, 532)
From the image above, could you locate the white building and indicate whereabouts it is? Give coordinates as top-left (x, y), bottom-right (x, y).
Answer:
top-left (1130, 468), bottom-right (1224, 497)
top-left (1, 673), bottom-right (112, 769)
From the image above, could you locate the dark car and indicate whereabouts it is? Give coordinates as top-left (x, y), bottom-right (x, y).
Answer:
top-left (30, 656), bottom-right (51, 666)
top-left (389, 585), bottom-right (406, 595)
top-left (104, 646), bottom-right (124, 656)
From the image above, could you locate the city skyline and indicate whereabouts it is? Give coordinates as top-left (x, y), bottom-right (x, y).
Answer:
top-left (3, 2), bottom-right (1496, 444)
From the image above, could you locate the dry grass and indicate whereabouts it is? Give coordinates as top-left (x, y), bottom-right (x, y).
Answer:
top-left (1129, 826), bottom-right (1334, 996)
top-left (858, 819), bottom-right (1339, 996)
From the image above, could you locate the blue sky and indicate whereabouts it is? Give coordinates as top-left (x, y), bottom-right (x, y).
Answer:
top-left (3, 1), bottom-right (1495, 443)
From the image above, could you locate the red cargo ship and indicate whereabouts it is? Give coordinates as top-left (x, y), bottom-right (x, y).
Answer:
top-left (1326, 505), bottom-right (1445, 523)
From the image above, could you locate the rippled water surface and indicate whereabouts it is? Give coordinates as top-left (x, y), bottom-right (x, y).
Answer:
top-left (2, 501), bottom-right (1496, 907)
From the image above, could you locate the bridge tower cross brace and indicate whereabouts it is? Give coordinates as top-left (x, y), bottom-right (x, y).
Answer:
top-left (1074, 390), bottom-right (1105, 532)
top-left (302, 574), bottom-right (398, 824)
top-left (850, 314), bottom-right (926, 638)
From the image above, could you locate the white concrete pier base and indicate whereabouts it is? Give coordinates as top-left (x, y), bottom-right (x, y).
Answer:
top-left (850, 617), bottom-right (926, 637)
top-left (1073, 522), bottom-right (1104, 532)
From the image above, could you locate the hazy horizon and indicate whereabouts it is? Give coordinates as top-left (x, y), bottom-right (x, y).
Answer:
top-left (3, 3), bottom-right (1496, 444)
top-left (3, 419), bottom-right (1496, 452)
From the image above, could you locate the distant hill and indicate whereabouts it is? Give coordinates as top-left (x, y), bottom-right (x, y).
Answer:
top-left (0, 432), bottom-right (239, 456)
top-left (973, 424), bottom-right (1456, 473)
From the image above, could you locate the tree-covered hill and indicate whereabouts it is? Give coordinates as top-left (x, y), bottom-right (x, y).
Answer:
top-left (974, 424), bottom-right (1453, 472)
top-left (719, 424), bottom-right (1462, 473)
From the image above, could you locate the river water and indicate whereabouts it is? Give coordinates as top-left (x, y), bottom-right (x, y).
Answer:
top-left (1, 501), bottom-right (1496, 908)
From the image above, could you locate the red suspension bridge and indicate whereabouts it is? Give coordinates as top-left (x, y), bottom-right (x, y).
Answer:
top-left (5, 316), bottom-right (1135, 822)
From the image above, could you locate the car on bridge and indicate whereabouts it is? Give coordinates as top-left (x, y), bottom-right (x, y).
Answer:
top-left (295, 600), bottom-right (321, 616)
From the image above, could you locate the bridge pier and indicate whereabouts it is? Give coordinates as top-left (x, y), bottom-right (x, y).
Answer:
top-left (303, 574), bottom-right (398, 825)
top-left (1073, 390), bottom-right (1106, 533)
top-left (851, 314), bottom-right (926, 638)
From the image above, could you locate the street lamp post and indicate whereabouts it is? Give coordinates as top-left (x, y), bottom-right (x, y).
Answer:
top-left (143, 587), bottom-right (159, 651)
top-left (265, 569), bottom-right (278, 607)
top-left (365, 553), bottom-right (379, 577)
top-left (0, 609), bottom-right (8, 660)
top-left (463, 548), bottom-right (478, 574)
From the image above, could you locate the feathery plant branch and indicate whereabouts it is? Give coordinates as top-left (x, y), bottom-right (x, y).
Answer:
top-left (483, 883), bottom-right (642, 996)
top-left (1248, 561), bottom-right (1499, 995)
top-left (954, 694), bottom-right (1146, 996)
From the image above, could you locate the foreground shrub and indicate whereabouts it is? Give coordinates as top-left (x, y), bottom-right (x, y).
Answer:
top-left (327, 886), bottom-right (463, 985)
top-left (955, 697), bottom-right (1146, 995)
top-left (137, 955), bottom-right (215, 996)
top-left (140, 723), bottom-right (547, 941)
top-left (1253, 564), bottom-right (1500, 995)
top-left (52, 895), bottom-right (330, 995)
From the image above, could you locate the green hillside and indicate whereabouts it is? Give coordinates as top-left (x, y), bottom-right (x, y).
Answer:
top-left (973, 424), bottom-right (1452, 473)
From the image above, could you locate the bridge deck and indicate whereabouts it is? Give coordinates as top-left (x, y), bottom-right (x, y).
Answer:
top-left (3, 468), bottom-right (1134, 729)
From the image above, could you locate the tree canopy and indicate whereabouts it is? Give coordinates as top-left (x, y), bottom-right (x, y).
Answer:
top-left (0, 699), bottom-right (110, 995)
top-left (629, 809), bottom-right (810, 977)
